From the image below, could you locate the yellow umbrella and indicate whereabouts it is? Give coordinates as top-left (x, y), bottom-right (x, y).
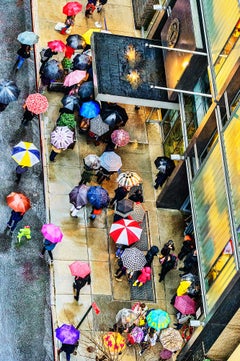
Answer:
top-left (82, 28), bottom-right (101, 45)
top-left (103, 332), bottom-right (126, 354)
top-left (177, 280), bottom-right (191, 296)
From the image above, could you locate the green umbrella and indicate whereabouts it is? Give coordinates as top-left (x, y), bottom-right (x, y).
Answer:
top-left (58, 113), bottom-right (76, 129)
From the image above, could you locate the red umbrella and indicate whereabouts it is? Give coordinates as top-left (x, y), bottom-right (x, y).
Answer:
top-left (6, 192), bottom-right (31, 213)
top-left (69, 261), bottom-right (91, 278)
top-left (63, 1), bottom-right (82, 16)
top-left (25, 93), bottom-right (48, 115)
top-left (174, 295), bottom-right (197, 315)
top-left (111, 129), bottom-right (130, 147)
top-left (109, 219), bottom-right (142, 246)
top-left (47, 40), bottom-right (66, 52)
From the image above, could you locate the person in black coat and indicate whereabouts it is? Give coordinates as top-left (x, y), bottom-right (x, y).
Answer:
top-left (6, 210), bottom-right (25, 234)
top-left (159, 254), bottom-right (177, 282)
top-left (160, 240), bottom-right (175, 257)
top-left (73, 273), bottom-right (91, 301)
top-left (109, 186), bottom-right (129, 206)
top-left (58, 342), bottom-right (78, 361)
top-left (14, 44), bottom-right (31, 72)
top-left (145, 246), bottom-right (159, 267)
top-left (179, 250), bottom-right (198, 275)
top-left (178, 234), bottom-right (195, 260)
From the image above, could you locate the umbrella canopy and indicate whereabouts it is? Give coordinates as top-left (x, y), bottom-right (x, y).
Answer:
top-left (154, 156), bottom-right (175, 175)
top-left (174, 295), bottom-right (197, 315)
top-left (109, 219), bottom-right (142, 246)
top-left (84, 154), bottom-right (100, 170)
top-left (41, 223), bottom-right (63, 243)
top-left (87, 186), bottom-right (110, 209)
top-left (129, 326), bottom-right (144, 344)
top-left (73, 54), bottom-right (91, 71)
top-left (89, 115), bottom-right (109, 136)
top-left (0, 80), bottom-right (20, 104)
top-left (79, 100), bottom-right (100, 119)
top-left (47, 40), bottom-right (66, 52)
top-left (111, 129), bottom-right (130, 147)
top-left (17, 31), bottom-right (39, 45)
top-left (103, 332), bottom-right (126, 354)
top-left (61, 95), bottom-right (80, 111)
top-left (42, 59), bottom-right (62, 80)
top-left (6, 192), bottom-right (31, 213)
top-left (82, 28), bottom-right (101, 44)
top-left (101, 104), bottom-right (128, 127)
top-left (12, 141), bottom-right (40, 167)
top-left (117, 171), bottom-right (142, 188)
top-left (51, 126), bottom-right (74, 149)
top-left (160, 328), bottom-right (183, 352)
top-left (78, 81), bottom-right (94, 100)
top-left (146, 309), bottom-right (170, 331)
top-left (129, 202), bottom-right (145, 223)
top-left (115, 199), bottom-right (134, 217)
top-left (69, 184), bottom-right (89, 208)
top-left (160, 349), bottom-right (173, 360)
top-left (25, 93), bottom-right (48, 114)
top-left (58, 113), bottom-right (76, 129)
top-left (66, 34), bottom-right (86, 49)
top-left (55, 324), bottom-right (80, 345)
top-left (116, 308), bottom-right (137, 326)
top-left (100, 152), bottom-right (122, 172)
top-left (121, 247), bottom-right (146, 271)
top-left (69, 261), bottom-right (91, 278)
top-left (64, 70), bottom-right (87, 87)
top-left (63, 1), bottom-right (82, 16)
top-left (177, 281), bottom-right (192, 296)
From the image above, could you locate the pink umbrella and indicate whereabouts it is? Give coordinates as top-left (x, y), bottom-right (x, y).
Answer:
top-left (69, 261), bottom-right (91, 278)
top-left (111, 129), bottom-right (130, 147)
top-left (63, 1), bottom-right (82, 16)
top-left (41, 224), bottom-right (63, 243)
top-left (174, 295), bottom-right (197, 315)
top-left (25, 93), bottom-right (48, 114)
top-left (48, 40), bottom-right (66, 52)
top-left (63, 70), bottom-right (87, 87)
top-left (109, 219), bottom-right (142, 246)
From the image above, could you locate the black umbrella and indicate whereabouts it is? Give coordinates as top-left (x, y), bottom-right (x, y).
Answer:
top-left (69, 184), bottom-right (89, 208)
top-left (42, 59), bottom-right (62, 80)
top-left (78, 81), bottom-right (94, 100)
top-left (66, 34), bottom-right (86, 50)
top-left (101, 103), bottom-right (128, 127)
top-left (154, 156), bottom-right (175, 175)
top-left (0, 80), bottom-right (20, 104)
top-left (73, 53), bottom-right (91, 70)
top-left (115, 199), bottom-right (134, 216)
top-left (61, 95), bottom-right (81, 111)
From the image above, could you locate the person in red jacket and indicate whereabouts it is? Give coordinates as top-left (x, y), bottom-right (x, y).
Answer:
top-left (132, 266), bottom-right (151, 287)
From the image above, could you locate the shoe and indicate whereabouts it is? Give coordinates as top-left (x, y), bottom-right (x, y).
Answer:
top-left (7, 224), bottom-right (11, 229)
top-left (132, 281), bottom-right (138, 287)
top-left (114, 273), bottom-right (119, 277)
top-left (138, 282), bottom-right (143, 287)
top-left (39, 253), bottom-right (44, 258)
top-left (154, 184), bottom-right (158, 189)
top-left (74, 296), bottom-right (79, 301)
top-left (139, 351), bottom-right (143, 356)
top-left (115, 277), bottom-right (122, 282)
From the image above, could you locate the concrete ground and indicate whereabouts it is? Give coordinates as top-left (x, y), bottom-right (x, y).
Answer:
top-left (32, 0), bottom-right (186, 360)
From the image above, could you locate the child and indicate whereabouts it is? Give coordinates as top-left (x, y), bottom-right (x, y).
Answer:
top-left (133, 266), bottom-right (151, 287)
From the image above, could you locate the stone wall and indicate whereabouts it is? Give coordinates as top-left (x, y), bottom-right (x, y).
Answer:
top-left (132, 0), bottom-right (159, 29)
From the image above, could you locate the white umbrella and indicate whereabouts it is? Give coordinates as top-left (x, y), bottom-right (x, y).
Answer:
top-left (51, 126), bottom-right (74, 149)
top-left (117, 171), bottom-right (142, 188)
top-left (100, 151), bottom-right (122, 172)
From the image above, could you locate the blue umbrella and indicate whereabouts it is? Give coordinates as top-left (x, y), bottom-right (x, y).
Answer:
top-left (79, 101), bottom-right (100, 118)
top-left (78, 81), bottom-right (94, 100)
top-left (73, 54), bottom-right (90, 70)
top-left (0, 80), bottom-right (20, 104)
top-left (42, 59), bottom-right (62, 80)
top-left (87, 186), bottom-right (110, 209)
top-left (61, 95), bottom-right (81, 110)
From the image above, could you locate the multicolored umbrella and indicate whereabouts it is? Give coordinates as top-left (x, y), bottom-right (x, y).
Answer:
top-left (174, 295), bottom-right (197, 315)
top-left (111, 129), bottom-right (130, 147)
top-left (115, 308), bottom-right (137, 326)
top-left (69, 261), bottom-right (91, 278)
top-left (66, 34), bottom-right (86, 50)
top-left (121, 247), bottom-right (146, 271)
top-left (73, 54), bottom-right (91, 71)
top-left (87, 186), bottom-right (110, 209)
top-left (103, 332), bottom-right (126, 354)
top-left (47, 40), bottom-right (66, 52)
top-left (129, 326), bottom-right (144, 344)
top-left (61, 95), bottom-right (80, 111)
top-left (55, 324), bottom-right (80, 345)
top-left (6, 192), bottom-right (31, 213)
top-left (84, 154), bottom-right (100, 170)
top-left (100, 152), bottom-right (122, 172)
top-left (114, 199), bottom-right (134, 217)
top-left (160, 327), bottom-right (183, 352)
top-left (63, 70), bottom-right (87, 87)
top-left (78, 81), bottom-right (94, 100)
top-left (110, 219), bottom-right (142, 246)
top-left (79, 100), bottom-right (100, 119)
top-left (51, 126), bottom-right (74, 149)
top-left (11, 141), bottom-right (40, 167)
top-left (89, 115), bottom-right (109, 136)
top-left (41, 223), bottom-right (63, 243)
top-left (25, 93), bottom-right (48, 114)
top-left (69, 184), bottom-right (89, 208)
top-left (146, 309), bottom-right (170, 331)
top-left (63, 1), bottom-right (82, 16)
top-left (82, 28), bottom-right (101, 44)
top-left (117, 171), bottom-right (142, 188)
top-left (0, 80), bottom-right (20, 104)
top-left (17, 31), bottom-right (39, 45)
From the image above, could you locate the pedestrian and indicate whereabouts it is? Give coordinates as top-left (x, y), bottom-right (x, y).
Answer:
top-left (85, 1), bottom-right (96, 17)
top-left (39, 47), bottom-right (58, 74)
top-left (21, 103), bottom-right (35, 126)
top-left (73, 273), bottom-right (91, 301)
top-left (178, 234), bottom-right (195, 260)
top-left (114, 257), bottom-right (127, 282)
top-left (139, 327), bottom-right (158, 356)
top-left (179, 250), bottom-right (198, 275)
top-left (154, 170), bottom-right (168, 189)
top-left (145, 245), bottom-right (159, 267)
top-left (128, 187), bottom-right (143, 203)
top-left (96, 167), bottom-right (112, 184)
top-left (6, 209), bottom-right (25, 234)
top-left (15, 165), bottom-right (29, 183)
top-left (57, 341), bottom-right (79, 361)
top-left (60, 15), bottom-right (75, 35)
top-left (89, 207), bottom-right (102, 220)
top-left (14, 43), bottom-right (31, 72)
top-left (39, 239), bottom-right (57, 263)
top-left (133, 266), bottom-right (151, 287)
top-left (160, 239), bottom-right (175, 258)
top-left (159, 253), bottom-right (178, 282)
top-left (49, 145), bottom-right (65, 162)
top-left (70, 204), bottom-right (82, 218)
top-left (109, 186), bottom-right (129, 206)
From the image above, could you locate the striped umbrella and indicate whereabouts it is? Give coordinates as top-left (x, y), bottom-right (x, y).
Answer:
top-left (51, 126), bottom-right (74, 149)
top-left (117, 171), bottom-right (142, 188)
top-left (12, 141), bottom-right (40, 167)
top-left (146, 309), bottom-right (170, 331)
top-left (109, 219), bottom-right (142, 246)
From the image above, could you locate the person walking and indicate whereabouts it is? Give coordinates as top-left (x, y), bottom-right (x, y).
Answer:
top-left (178, 234), bottom-right (195, 260)
top-left (159, 240), bottom-right (175, 259)
top-left (15, 165), bottom-right (29, 184)
top-left (73, 273), bottom-right (91, 301)
top-left (14, 43), bottom-right (31, 72)
top-left (179, 250), bottom-right (198, 275)
top-left (159, 253), bottom-right (178, 282)
top-left (39, 239), bottom-right (57, 263)
top-left (39, 47), bottom-right (58, 74)
top-left (114, 257), bottom-right (127, 282)
top-left (6, 210), bottom-right (25, 234)
top-left (145, 245), bottom-right (159, 267)
top-left (60, 15), bottom-right (75, 35)
top-left (109, 186), bottom-right (129, 206)
top-left (21, 103), bottom-right (35, 126)
top-left (57, 342), bottom-right (79, 361)
top-left (132, 266), bottom-right (151, 287)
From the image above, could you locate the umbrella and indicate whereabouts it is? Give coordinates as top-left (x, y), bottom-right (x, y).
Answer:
top-left (103, 332), bottom-right (126, 354)
top-left (82, 28), bottom-right (101, 44)
top-left (100, 152), bottom-right (122, 172)
top-left (146, 309), bottom-right (170, 331)
top-left (41, 223), bottom-right (63, 243)
top-left (73, 54), bottom-right (91, 71)
top-left (177, 280), bottom-right (192, 296)
top-left (57, 113), bottom-right (76, 129)
top-left (66, 34), bottom-right (86, 49)
top-left (129, 203), bottom-right (145, 223)
top-left (69, 261), bottom-right (91, 278)
top-left (84, 154), bottom-right (100, 170)
top-left (116, 309), bottom-right (137, 326)
top-left (63, 1), bottom-right (82, 16)
top-left (78, 81), bottom-right (94, 100)
top-left (174, 295), bottom-right (197, 315)
top-left (51, 126), bottom-right (74, 149)
top-left (154, 156), bottom-right (175, 175)
top-left (115, 199), bottom-right (134, 217)
top-left (79, 100), bottom-right (100, 119)
top-left (159, 349), bottom-right (173, 360)
top-left (69, 184), bottom-right (89, 208)
top-left (111, 129), bottom-right (130, 147)
top-left (101, 104), bottom-right (128, 127)
top-left (0, 80), bottom-right (20, 104)
top-left (129, 326), bottom-right (144, 344)
top-left (117, 171), bottom-right (142, 188)
top-left (42, 59), bottom-right (62, 80)
top-left (11, 141), bottom-right (40, 167)
top-left (55, 324), bottom-right (80, 345)
top-left (121, 247), bottom-right (146, 271)
top-left (17, 31), bottom-right (39, 45)
top-left (109, 219), bottom-right (142, 246)
top-left (160, 328), bottom-right (183, 352)
top-left (89, 115), bottom-right (109, 136)
top-left (87, 186), bottom-right (110, 209)
top-left (63, 70), bottom-right (87, 87)
top-left (47, 40), bottom-right (66, 52)
top-left (25, 93), bottom-right (48, 114)
top-left (61, 95), bottom-right (80, 111)
top-left (6, 192), bottom-right (31, 213)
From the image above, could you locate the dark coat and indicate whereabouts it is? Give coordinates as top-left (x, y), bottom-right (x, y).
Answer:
top-left (17, 45), bottom-right (31, 58)
top-left (145, 246), bottom-right (159, 267)
top-left (10, 210), bottom-right (24, 221)
top-left (74, 274), bottom-right (91, 291)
